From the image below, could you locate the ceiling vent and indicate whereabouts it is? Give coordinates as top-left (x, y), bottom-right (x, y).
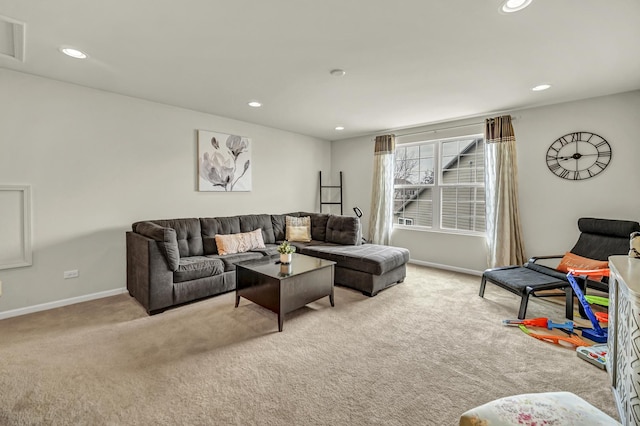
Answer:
top-left (0, 15), bottom-right (25, 62)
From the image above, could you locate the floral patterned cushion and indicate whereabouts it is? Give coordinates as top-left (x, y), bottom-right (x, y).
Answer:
top-left (214, 228), bottom-right (265, 255)
top-left (459, 392), bottom-right (620, 426)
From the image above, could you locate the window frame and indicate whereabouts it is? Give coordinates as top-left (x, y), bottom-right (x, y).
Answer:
top-left (393, 134), bottom-right (485, 235)
top-left (397, 217), bottom-right (414, 225)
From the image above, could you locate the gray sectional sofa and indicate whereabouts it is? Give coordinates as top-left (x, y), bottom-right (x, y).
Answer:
top-left (126, 212), bottom-right (410, 314)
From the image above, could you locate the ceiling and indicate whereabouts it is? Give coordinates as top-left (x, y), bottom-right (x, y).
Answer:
top-left (1, 0), bottom-right (639, 141)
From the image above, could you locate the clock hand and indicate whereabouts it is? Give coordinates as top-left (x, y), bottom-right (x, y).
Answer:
top-left (558, 153), bottom-right (598, 161)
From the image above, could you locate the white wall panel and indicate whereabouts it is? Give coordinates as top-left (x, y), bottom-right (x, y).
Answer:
top-left (0, 185), bottom-right (31, 269)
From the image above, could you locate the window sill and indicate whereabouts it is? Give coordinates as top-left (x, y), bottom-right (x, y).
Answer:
top-left (393, 225), bottom-right (486, 238)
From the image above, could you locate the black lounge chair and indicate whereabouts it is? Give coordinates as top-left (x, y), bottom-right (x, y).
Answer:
top-left (479, 217), bottom-right (640, 319)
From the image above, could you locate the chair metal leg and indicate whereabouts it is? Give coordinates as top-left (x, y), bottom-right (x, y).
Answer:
top-left (565, 287), bottom-right (574, 320)
top-left (518, 289), bottom-right (531, 319)
top-left (479, 276), bottom-right (487, 297)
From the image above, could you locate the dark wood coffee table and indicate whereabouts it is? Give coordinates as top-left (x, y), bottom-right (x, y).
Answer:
top-left (235, 253), bottom-right (335, 331)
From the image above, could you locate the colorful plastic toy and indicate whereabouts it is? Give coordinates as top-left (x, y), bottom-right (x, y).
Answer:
top-left (503, 317), bottom-right (575, 332)
top-left (585, 295), bottom-right (609, 307)
top-left (576, 344), bottom-right (608, 369)
top-left (503, 317), bottom-right (590, 347)
top-left (566, 269), bottom-right (608, 343)
top-left (503, 268), bottom-right (610, 346)
top-left (518, 324), bottom-right (588, 347)
top-left (595, 311), bottom-right (609, 323)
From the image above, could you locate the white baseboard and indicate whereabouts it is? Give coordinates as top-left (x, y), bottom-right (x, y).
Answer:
top-left (0, 262), bottom-right (481, 320)
top-left (408, 259), bottom-right (483, 277)
top-left (0, 288), bottom-right (128, 320)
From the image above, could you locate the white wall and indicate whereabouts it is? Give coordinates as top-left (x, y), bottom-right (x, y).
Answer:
top-left (0, 69), bottom-right (331, 314)
top-left (332, 90), bottom-right (640, 274)
top-left (517, 91), bottom-right (640, 256)
top-left (1, 67), bottom-right (637, 315)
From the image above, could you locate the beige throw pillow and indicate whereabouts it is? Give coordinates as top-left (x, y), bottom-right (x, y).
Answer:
top-left (215, 228), bottom-right (266, 255)
top-left (285, 216), bottom-right (311, 242)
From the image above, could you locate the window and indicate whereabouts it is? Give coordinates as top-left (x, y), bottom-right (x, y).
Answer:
top-left (394, 135), bottom-right (485, 233)
top-left (398, 217), bottom-right (414, 225)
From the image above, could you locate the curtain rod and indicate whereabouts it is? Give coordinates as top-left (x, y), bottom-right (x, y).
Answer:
top-left (395, 121), bottom-right (484, 138)
top-left (385, 116), bottom-right (518, 139)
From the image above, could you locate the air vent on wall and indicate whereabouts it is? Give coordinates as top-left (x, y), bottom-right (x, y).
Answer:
top-left (0, 15), bottom-right (25, 62)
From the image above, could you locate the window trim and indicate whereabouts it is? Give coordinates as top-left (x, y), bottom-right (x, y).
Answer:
top-left (393, 134), bottom-right (485, 235)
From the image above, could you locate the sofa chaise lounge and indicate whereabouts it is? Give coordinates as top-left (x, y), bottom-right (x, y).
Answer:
top-left (126, 212), bottom-right (410, 314)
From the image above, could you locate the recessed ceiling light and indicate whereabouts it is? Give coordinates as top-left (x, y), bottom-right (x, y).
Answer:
top-left (248, 101), bottom-right (262, 108)
top-left (500, 0), bottom-right (532, 13)
top-left (335, 126), bottom-right (345, 131)
top-left (330, 69), bottom-right (346, 77)
top-left (60, 47), bottom-right (88, 59)
top-left (532, 83), bottom-right (551, 91)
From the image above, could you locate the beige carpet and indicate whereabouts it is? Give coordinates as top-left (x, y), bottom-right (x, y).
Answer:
top-left (0, 264), bottom-right (618, 425)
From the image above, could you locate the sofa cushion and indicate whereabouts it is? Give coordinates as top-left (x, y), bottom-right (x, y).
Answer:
top-left (250, 244), bottom-right (280, 256)
top-left (271, 215), bottom-right (287, 241)
top-left (239, 214), bottom-right (276, 244)
top-left (215, 229), bottom-right (266, 255)
top-left (299, 212), bottom-right (331, 241)
top-left (200, 216), bottom-right (241, 254)
top-left (286, 215), bottom-right (311, 242)
top-left (207, 252), bottom-right (264, 272)
top-left (326, 215), bottom-right (362, 245)
top-left (287, 240), bottom-right (330, 252)
top-left (134, 221), bottom-right (180, 271)
top-left (139, 218), bottom-right (203, 257)
top-left (173, 256), bottom-right (224, 283)
top-left (301, 244), bottom-right (410, 275)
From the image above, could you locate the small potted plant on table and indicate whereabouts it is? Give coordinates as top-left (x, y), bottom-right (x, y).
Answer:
top-left (277, 241), bottom-right (296, 264)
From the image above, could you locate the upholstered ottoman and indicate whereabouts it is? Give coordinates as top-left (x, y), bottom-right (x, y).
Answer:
top-left (301, 243), bottom-right (410, 296)
top-left (480, 265), bottom-right (573, 319)
top-left (459, 392), bottom-right (620, 426)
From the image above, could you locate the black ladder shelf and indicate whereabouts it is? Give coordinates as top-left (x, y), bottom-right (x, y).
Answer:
top-left (319, 171), bottom-right (343, 214)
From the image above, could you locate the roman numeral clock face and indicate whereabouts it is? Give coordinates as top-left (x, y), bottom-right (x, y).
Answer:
top-left (546, 132), bottom-right (612, 180)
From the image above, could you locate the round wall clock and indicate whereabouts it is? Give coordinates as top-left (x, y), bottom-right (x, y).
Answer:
top-left (545, 131), bottom-right (612, 180)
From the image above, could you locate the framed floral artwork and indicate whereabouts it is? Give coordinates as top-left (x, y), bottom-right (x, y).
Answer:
top-left (198, 130), bottom-right (252, 192)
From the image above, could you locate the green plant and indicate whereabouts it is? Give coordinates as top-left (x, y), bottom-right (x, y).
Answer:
top-left (277, 241), bottom-right (296, 255)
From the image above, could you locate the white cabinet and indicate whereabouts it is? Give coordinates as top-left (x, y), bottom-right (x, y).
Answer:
top-left (608, 255), bottom-right (640, 425)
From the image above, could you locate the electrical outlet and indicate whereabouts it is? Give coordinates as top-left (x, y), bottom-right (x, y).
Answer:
top-left (63, 270), bottom-right (79, 279)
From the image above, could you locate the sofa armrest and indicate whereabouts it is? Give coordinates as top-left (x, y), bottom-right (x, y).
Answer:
top-left (134, 221), bottom-right (180, 271)
top-left (126, 231), bottom-right (174, 313)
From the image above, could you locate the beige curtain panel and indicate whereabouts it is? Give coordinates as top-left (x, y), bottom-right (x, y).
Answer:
top-left (485, 115), bottom-right (517, 144)
top-left (374, 134), bottom-right (395, 154)
top-left (368, 134), bottom-right (396, 245)
top-left (484, 115), bottom-right (526, 268)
